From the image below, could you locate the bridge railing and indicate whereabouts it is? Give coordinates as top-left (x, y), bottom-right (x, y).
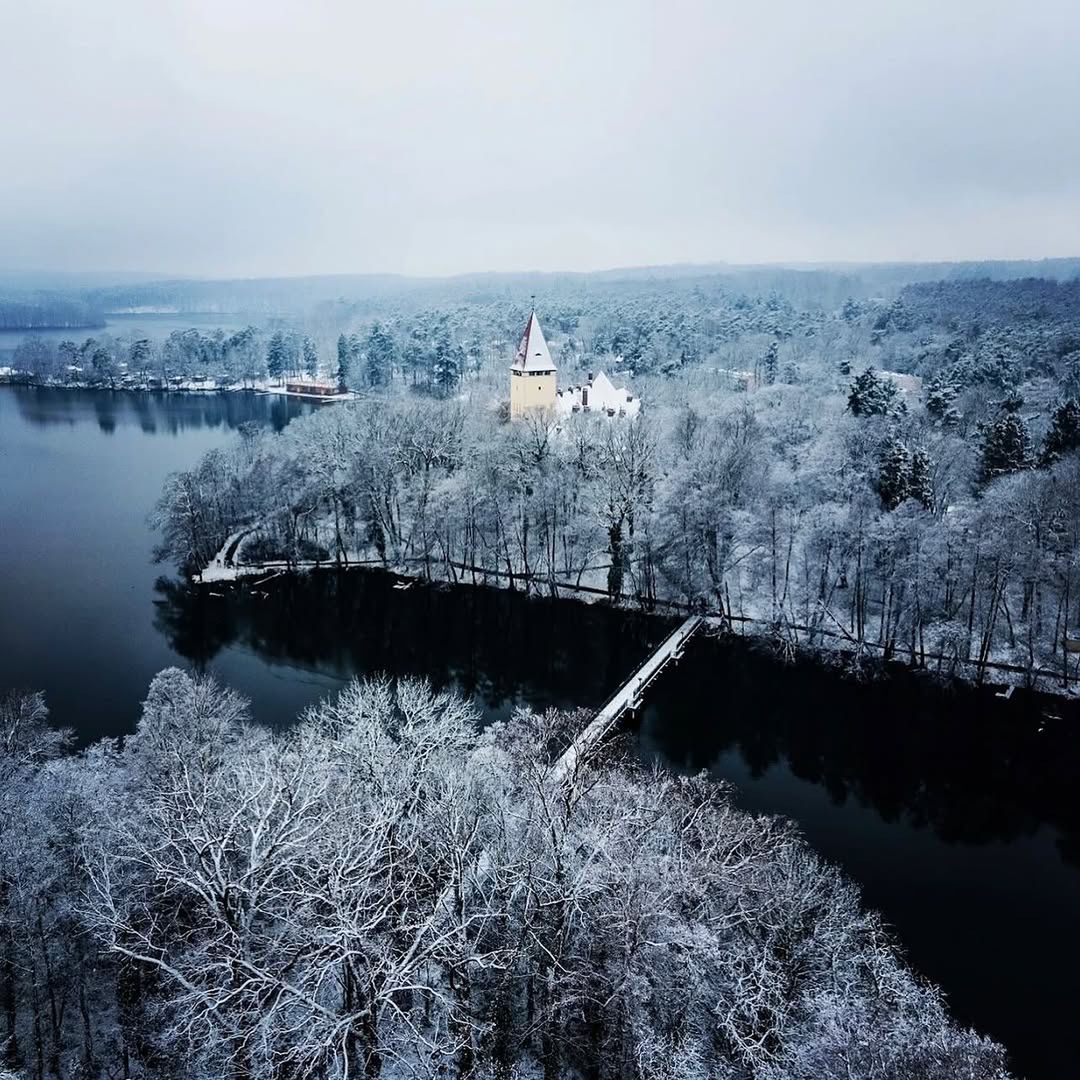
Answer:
top-left (549, 615), bottom-right (702, 784)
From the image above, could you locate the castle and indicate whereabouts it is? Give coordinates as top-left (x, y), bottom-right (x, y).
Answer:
top-left (509, 311), bottom-right (557, 418)
top-left (509, 311), bottom-right (639, 419)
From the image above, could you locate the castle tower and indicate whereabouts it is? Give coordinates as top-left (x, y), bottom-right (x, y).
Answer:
top-left (509, 311), bottom-right (556, 417)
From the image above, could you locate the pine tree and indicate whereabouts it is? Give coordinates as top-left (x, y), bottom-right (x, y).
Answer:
top-left (266, 331), bottom-right (287, 382)
top-left (908, 448), bottom-right (933, 510)
top-left (877, 437), bottom-right (934, 511)
top-left (1041, 398), bottom-right (1080, 465)
top-left (335, 334), bottom-right (351, 389)
top-left (925, 375), bottom-right (958, 422)
top-left (284, 332), bottom-right (301, 377)
top-left (877, 437), bottom-right (913, 509)
top-left (841, 297), bottom-right (861, 322)
top-left (365, 322), bottom-right (396, 387)
top-left (302, 336), bottom-right (319, 379)
top-left (128, 338), bottom-right (153, 375)
top-left (848, 368), bottom-right (903, 417)
top-left (979, 413), bottom-right (1031, 483)
top-left (91, 345), bottom-right (116, 384)
top-left (430, 330), bottom-right (461, 397)
top-left (762, 341), bottom-right (779, 385)
top-left (57, 340), bottom-right (79, 376)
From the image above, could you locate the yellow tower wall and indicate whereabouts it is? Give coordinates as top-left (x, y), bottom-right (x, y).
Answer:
top-left (510, 371), bottom-right (556, 417)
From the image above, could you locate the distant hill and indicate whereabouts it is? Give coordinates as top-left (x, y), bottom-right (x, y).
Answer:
top-left (2, 259), bottom-right (1078, 321)
top-left (0, 291), bottom-right (105, 331)
top-left (0, 270), bottom-right (170, 292)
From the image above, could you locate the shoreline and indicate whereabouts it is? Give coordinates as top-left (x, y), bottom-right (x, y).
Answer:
top-left (193, 553), bottom-right (1080, 707)
top-left (0, 376), bottom-right (355, 401)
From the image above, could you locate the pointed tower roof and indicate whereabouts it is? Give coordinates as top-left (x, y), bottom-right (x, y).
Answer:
top-left (511, 311), bottom-right (556, 373)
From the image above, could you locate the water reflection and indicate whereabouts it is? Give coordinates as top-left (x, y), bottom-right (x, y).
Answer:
top-left (637, 636), bottom-right (1080, 860)
top-left (154, 570), bottom-right (674, 726)
top-left (0, 385), bottom-right (321, 745)
top-left (11, 385), bottom-right (311, 434)
top-left (635, 635), bottom-right (1080, 1079)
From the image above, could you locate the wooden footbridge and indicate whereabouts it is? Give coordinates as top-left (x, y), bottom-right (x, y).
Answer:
top-left (550, 615), bottom-right (703, 784)
top-left (427, 615), bottom-right (703, 926)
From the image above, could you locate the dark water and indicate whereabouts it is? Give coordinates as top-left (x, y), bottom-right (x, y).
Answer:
top-left (0, 386), bottom-right (315, 734)
top-left (0, 385), bottom-right (668, 738)
top-left (636, 641), bottom-right (1080, 1080)
top-left (1, 385), bottom-right (1078, 1078)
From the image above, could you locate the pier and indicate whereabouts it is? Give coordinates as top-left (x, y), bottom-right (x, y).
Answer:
top-left (550, 615), bottom-right (703, 783)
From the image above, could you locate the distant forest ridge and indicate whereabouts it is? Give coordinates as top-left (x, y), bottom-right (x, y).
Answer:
top-left (1, 257), bottom-right (1079, 329)
top-left (0, 292), bottom-right (106, 332)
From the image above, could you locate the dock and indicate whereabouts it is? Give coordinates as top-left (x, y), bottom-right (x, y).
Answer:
top-left (550, 615), bottom-right (702, 784)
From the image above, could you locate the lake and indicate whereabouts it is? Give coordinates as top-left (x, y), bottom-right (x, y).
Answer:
top-left (0, 384), bottom-right (1077, 1078)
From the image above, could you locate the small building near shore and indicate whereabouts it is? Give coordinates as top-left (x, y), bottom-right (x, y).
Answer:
top-left (285, 378), bottom-right (341, 397)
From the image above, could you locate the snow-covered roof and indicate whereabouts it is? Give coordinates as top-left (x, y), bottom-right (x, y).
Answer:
top-left (555, 370), bottom-right (641, 418)
top-left (511, 312), bottom-right (555, 373)
top-left (590, 371), bottom-right (616, 399)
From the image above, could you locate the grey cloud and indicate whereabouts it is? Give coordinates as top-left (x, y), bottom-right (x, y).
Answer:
top-left (2, 0), bottom-right (1078, 276)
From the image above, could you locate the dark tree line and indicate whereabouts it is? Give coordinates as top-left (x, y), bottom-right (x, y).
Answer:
top-left (0, 295), bottom-right (103, 331)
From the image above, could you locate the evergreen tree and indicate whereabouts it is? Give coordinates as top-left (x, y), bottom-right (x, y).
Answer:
top-left (1000, 390), bottom-right (1025, 414)
top-left (348, 333), bottom-right (363, 383)
top-left (979, 413), bottom-right (1031, 483)
top-left (762, 340), bottom-right (779, 385)
top-left (284, 332), bottom-right (301, 377)
top-left (90, 344), bottom-right (117, 385)
top-left (925, 374), bottom-right (958, 422)
top-left (266, 331), bottom-right (287, 382)
top-left (877, 437), bottom-right (934, 511)
top-left (430, 330), bottom-right (461, 397)
top-left (877, 437), bottom-right (913, 510)
top-left (335, 333), bottom-right (351, 389)
top-left (364, 322), bottom-right (395, 387)
top-left (57, 339), bottom-right (79, 376)
top-left (1041, 398), bottom-right (1080, 465)
top-left (128, 338), bottom-right (153, 374)
top-left (841, 297), bottom-right (862, 322)
top-left (848, 368), bottom-right (904, 417)
top-left (403, 341), bottom-right (425, 386)
top-left (908, 447), bottom-right (934, 510)
top-left (226, 326), bottom-right (260, 384)
top-left (302, 336), bottom-right (319, 379)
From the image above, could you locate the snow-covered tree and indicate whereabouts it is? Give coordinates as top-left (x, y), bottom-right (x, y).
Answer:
top-left (1041, 397), bottom-right (1080, 465)
top-left (979, 413), bottom-right (1031, 483)
top-left (302, 334), bottom-right (319, 378)
top-left (848, 367), bottom-right (904, 417)
top-left (266, 330), bottom-right (287, 382)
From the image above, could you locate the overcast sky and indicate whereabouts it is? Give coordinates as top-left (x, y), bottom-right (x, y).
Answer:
top-left (3, 0), bottom-right (1079, 278)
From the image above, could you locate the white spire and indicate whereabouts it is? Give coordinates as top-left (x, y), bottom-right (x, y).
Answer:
top-left (511, 311), bottom-right (555, 373)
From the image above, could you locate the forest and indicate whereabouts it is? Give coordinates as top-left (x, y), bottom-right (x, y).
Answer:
top-left (129, 269), bottom-right (1080, 687)
top-left (0, 672), bottom-right (1011, 1079)
top-left (0, 294), bottom-right (103, 333)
